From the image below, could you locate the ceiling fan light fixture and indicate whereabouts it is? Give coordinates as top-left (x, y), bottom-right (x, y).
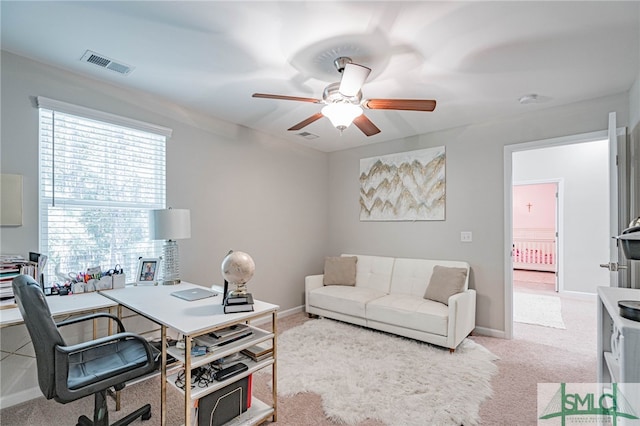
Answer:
top-left (321, 103), bottom-right (363, 131)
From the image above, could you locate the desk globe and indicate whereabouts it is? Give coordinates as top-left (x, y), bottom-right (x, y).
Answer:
top-left (221, 251), bottom-right (255, 296)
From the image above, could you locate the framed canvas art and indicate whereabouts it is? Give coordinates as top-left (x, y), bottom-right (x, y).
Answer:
top-left (360, 147), bottom-right (445, 221)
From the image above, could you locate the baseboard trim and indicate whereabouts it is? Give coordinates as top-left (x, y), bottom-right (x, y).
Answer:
top-left (251, 304), bottom-right (304, 326)
top-left (559, 290), bottom-right (597, 301)
top-left (0, 386), bottom-right (41, 409)
top-left (473, 326), bottom-right (506, 339)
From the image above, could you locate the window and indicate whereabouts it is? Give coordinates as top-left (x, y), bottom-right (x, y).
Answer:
top-left (37, 97), bottom-right (172, 283)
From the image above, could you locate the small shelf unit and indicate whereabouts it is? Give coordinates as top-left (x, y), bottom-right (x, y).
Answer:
top-left (171, 312), bottom-right (277, 426)
top-left (596, 286), bottom-right (640, 422)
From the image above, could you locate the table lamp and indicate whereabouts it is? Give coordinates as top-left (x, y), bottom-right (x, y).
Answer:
top-left (150, 208), bottom-right (191, 285)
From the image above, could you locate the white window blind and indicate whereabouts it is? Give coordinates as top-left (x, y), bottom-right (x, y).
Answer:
top-left (38, 98), bottom-right (170, 283)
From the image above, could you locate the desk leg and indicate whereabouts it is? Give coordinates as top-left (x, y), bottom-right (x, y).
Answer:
top-left (184, 335), bottom-right (192, 426)
top-left (161, 325), bottom-right (167, 426)
top-left (272, 311), bottom-right (278, 422)
top-left (115, 305), bottom-right (122, 412)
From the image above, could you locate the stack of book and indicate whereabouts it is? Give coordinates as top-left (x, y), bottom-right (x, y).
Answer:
top-left (223, 292), bottom-right (254, 313)
top-left (240, 341), bottom-right (273, 362)
top-left (0, 254), bottom-right (28, 301)
top-left (194, 324), bottom-right (253, 353)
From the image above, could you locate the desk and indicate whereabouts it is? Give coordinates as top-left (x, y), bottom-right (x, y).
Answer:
top-left (0, 292), bottom-right (118, 328)
top-left (101, 282), bottom-right (279, 426)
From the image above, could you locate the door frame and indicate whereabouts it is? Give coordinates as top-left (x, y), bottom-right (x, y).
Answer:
top-left (503, 128), bottom-right (619, 340)
top-left (512, 179), bottom-right (562, 292)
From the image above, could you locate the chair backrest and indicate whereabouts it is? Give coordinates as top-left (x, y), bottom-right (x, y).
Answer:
top-left (12, 275), bottom-right (66, 399)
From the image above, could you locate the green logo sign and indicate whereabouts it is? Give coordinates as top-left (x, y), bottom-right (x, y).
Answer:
top-left (539, 383), bottom-right (639, 425)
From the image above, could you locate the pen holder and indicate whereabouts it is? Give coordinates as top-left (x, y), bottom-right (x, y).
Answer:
top-left (112, 273), bottom-right (126, 289)
top-left (96, 275), bottom-right (113, 291)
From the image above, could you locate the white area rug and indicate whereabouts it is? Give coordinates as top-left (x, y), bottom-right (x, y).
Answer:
top-left (272, 318), bottom-right (498, 425)
top-left (514, 292), bottom-right (566, 329)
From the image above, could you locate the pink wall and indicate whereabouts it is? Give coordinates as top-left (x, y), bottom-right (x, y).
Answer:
top-left (513, 183), bottom-right (556, 229)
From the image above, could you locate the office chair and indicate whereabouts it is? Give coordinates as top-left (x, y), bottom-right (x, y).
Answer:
top-left (12, 275), bottom-right (159, 426)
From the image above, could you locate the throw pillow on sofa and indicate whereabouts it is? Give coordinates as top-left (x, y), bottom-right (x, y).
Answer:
top-left (424, 265), bottom-right (468, 305)
top-left (323, 256), bottom-right (357, 286)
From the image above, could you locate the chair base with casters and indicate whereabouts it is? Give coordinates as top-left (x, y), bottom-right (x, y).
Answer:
top-left (74, 381), bottom-right (152, 426)
top-left (76, 389), bottom-right (151, 426)
top-left (11, 275), bottom-right (159, 426)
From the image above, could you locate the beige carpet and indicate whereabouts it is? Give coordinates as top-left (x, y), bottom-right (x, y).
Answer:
top-left (0, 295), bottom-right (596, 426)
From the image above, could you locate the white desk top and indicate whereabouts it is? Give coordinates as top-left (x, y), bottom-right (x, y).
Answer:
top-left (0, 292), bottom-right (118, 327)
top-left (100, 282), bottom-right (279, 336)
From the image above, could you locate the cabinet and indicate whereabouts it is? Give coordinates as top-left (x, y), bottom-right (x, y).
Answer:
top-left (597, 286), bottom-right (640, 417)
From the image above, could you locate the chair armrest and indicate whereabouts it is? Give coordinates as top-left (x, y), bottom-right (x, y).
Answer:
top-left (56, 312), bottom-right (125, 333)
top-left (55, 332), bottom-right (154, 358)
top-left (447, 289), bottom-right (476, 349)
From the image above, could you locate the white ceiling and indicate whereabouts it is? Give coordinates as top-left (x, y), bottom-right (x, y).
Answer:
top-left (2, 1), bottom-right (639, 152)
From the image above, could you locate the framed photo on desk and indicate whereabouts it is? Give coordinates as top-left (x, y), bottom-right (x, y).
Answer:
top-left (135, 258), bottom-right (160, 286)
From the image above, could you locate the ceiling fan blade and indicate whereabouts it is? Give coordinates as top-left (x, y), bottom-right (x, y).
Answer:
top-left (252, 93), bottom-right (321, 103)
top-left (288, 113), bottom-right (324, 131)
top-left (353, 114), bottom-right (381, 137)
top-left (339, 63), bottom-right (371, 97)
top-left (364, 99), bottom-right (436, 112)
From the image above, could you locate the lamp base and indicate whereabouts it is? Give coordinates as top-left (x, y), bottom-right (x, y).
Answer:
top-left (161, 240), bottom-right (182, 285)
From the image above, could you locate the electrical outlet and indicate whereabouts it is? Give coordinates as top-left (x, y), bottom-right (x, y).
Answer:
top-left (461, 231), bottom-right (473, 242)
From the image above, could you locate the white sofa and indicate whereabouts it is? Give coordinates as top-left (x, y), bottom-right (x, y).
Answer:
top-left (305, 254), bottom-right (476, 351)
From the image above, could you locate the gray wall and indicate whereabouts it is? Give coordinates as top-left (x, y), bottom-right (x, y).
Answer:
top-left (0, 50), bottom-right (329, 312)
top-left (0, 50), bottom-right (329, 406)
top-left (325, 93), bottom-right (629, 334)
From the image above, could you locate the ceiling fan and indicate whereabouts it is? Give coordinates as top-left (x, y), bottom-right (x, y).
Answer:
top-left (252, 57), bottom-right (436, 137)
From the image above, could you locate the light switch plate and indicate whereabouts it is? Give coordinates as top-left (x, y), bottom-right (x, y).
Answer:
top-left (461, 231), bottom-right (473, 242)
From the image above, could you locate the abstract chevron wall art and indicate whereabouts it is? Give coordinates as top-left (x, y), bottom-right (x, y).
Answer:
top-left (359, 147), bottom-right (445, 221)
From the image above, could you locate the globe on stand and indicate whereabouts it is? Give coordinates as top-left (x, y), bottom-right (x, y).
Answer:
top-left (221, 251), bottom-right (255, 296)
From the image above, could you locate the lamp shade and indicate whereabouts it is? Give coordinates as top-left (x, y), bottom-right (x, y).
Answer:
top-left (321, 103), bottom-right (363, 130)
top-left (150, 208), bottom-right (191, 240)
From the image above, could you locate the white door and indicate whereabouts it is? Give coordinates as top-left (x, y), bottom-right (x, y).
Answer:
top-left (599, 111), bottom-right (627, 287)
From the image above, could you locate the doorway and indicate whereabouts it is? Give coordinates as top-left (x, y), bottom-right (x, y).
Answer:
top-left (504, 130), bottom-right (613, 340)
top-left (512, 181), bottom-right (559, 294)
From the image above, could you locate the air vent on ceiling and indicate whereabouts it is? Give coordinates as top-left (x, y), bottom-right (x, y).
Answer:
top-left (296, 132), bottom-right (319, 140)
top-left (80, 50), bottom-right (134, 75)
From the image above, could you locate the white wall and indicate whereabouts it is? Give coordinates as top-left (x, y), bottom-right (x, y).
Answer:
top-left (0, 51), bottom-right (330, 405)
top-left (513, 141), bottom-right (609, 294)
top-left (326, 93), bottom-right (629, 334)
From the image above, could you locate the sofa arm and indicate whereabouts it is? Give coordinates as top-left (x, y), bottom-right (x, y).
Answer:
top-left (305, 275), bottom-right (324, 313)
top-left (447, 289), bottom-right (476, 350)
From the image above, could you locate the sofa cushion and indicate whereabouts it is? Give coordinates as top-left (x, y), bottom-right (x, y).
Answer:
top-left (423, 266), bottom-right (468, 305)
top-left (366, 294), bottom-right (449, 336)
top-left (343, 254), bottom-right (394, 294)
top-left (323, 256), bottom-right (357, 286)
top-left (308, 286), bottom-right (387, 318)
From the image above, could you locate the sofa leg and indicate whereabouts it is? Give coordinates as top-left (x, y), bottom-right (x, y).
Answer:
top-left (449, 348), bottom-right (455, 354)
top-left (307, 313), bottom-right (319, 319)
